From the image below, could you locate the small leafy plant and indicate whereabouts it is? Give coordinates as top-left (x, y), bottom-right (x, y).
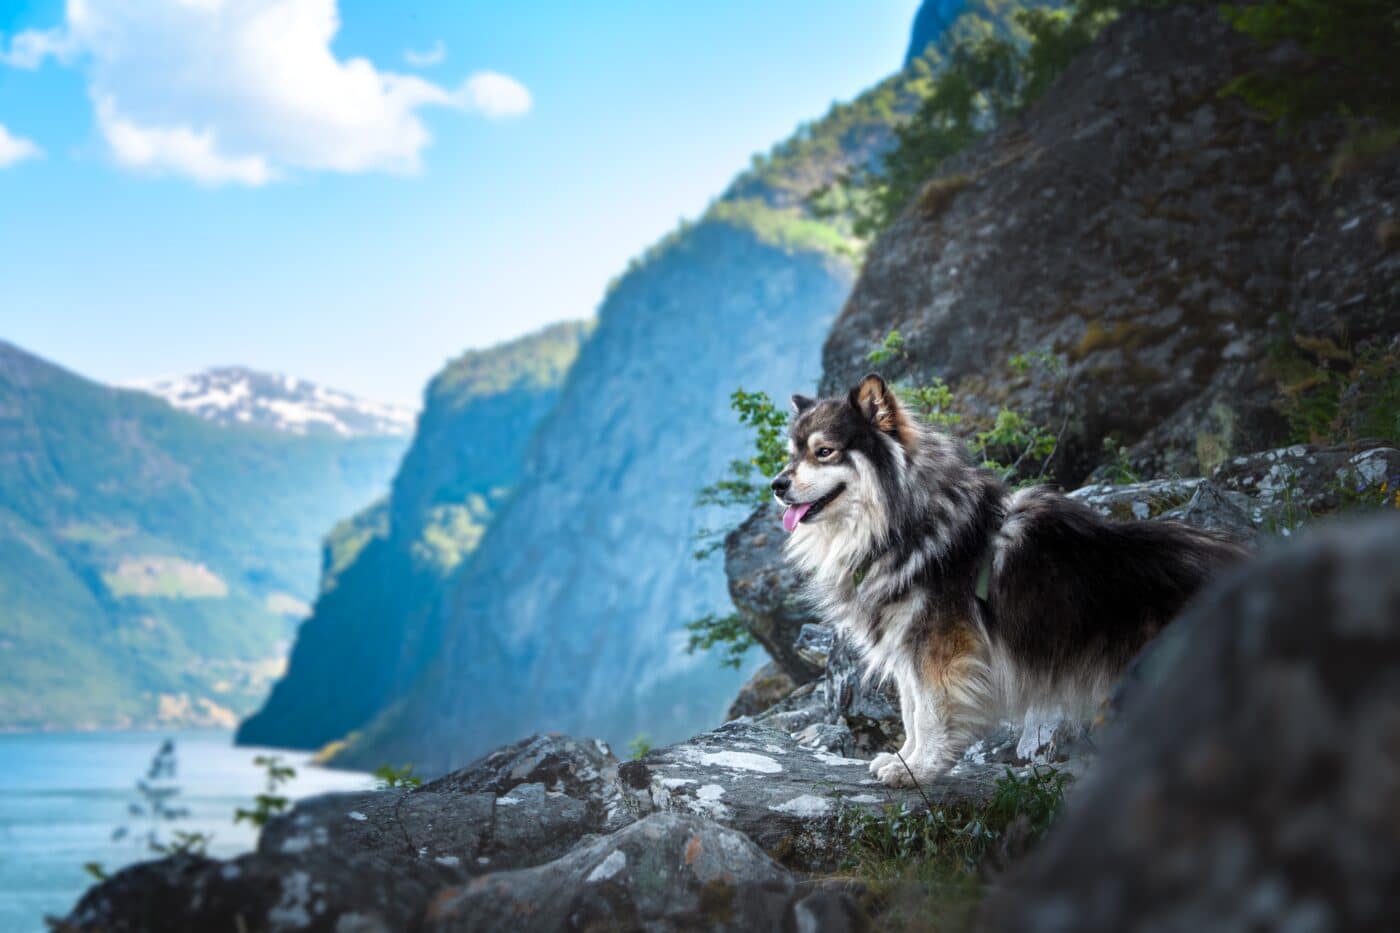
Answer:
top-left (683, 611), bottom-right (757, 669)
top-left (867, 329), bottom-right (907, 365)
top-left (833, 765), bottom-right (1070, 927)
top-left (234, 755), bottom-right (296, 829)
top-left (112, 738), bottom-right (209, 857)
top-left (694, 389), bottom-right (790, 510)
top-left (628, 734), bottom-right (654, 760)
top-left (373, 763), bottom-right (423, 790)
top-left (1100, 436), bottom-right (1141, 485)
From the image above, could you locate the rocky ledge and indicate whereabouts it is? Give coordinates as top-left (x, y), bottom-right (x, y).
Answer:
top-left (63, 447), bottom-right (1398, 931)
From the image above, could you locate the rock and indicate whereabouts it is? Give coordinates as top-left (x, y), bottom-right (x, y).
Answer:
top-left (726, 661), bottom-right (798, 720)
top-left (822, 6), bottom-right (1397, 483)
top-left (1157, 479), bottom-right (1257, 537)
top-left (750, 680), bottom-right (827, 734)
top-left (790, 887), bottom-right (872, 933)
top-left (63, 734), bottom-right (637, 931)
top-left (724, 503), bottom-right (826, 682)
top-left (824, 619), bottom-right (903, 754)
top-left (420, 732), bottom-right (616, 801)
top-left (983, 516), bottom-right (1400, 931)
top-left (1212, 443), bottom-right (1400, 530)
top-left (628, 719), bottom-right (1018, 871)
top-left (62, 850), bottom-right (452, 933)
top-left (424, 813), bottom-right (796, 932)
top-left (794, 622), bottom-right (835, 670)
top-left (792, 721), bottom-right (859, 758)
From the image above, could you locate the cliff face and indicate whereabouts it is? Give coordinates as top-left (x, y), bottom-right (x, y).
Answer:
top-left (237, 322), bottom-right (590, 750)
top-left (336, 222), bottom-right (852, 772)
top-left (824, 7), bottom-right (1399, 482)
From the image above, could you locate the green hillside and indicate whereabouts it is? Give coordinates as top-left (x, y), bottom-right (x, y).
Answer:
top-left (0, 341), bottom-right (405, 731)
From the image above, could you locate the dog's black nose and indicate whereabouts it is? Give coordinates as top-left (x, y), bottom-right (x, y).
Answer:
top-left (771, 474), bottom-right (791, 495)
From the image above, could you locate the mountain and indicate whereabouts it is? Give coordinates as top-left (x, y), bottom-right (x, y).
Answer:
top-left (135, 367), bottom-right (415, 438)
top-left (241, 0), bottom-right (1062, 773)
top-left (905, 0), bottom-right (968, 65)
top-left (309, 40), bottom-right (982, 776)
top-left (0, 341), bottom-right (406, 731)
top-left (237, 321), bottom-right (593, 750)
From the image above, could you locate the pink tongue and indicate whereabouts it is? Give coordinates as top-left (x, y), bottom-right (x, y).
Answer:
top-left (782, 502), bottom-right (813, 533)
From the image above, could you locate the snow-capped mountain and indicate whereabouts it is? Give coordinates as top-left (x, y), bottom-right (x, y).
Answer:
top-left (134, 367), bottom-right (416, 438)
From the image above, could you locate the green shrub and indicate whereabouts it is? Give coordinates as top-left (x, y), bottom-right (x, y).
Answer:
top-left (1220, 0), bottom-right (1400, 128)
top-left (834, 766), bottom-right (1071, 925)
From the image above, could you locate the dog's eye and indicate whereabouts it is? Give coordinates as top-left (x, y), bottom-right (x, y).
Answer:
top-left (816, 447), bottom-right (834, 458)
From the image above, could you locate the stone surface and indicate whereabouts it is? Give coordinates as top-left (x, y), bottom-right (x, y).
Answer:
top-left (726, 661), bottom-right (798, 720)
top-left (984, 516), bottom-right (1400, 931)
top-left (724, 503), bottom-right (826, 683)
top-left (63, 734), bottom-right (633, 931)
top-left (822, 7), bottom-right (1398, 483)
top-left (62, 850), bottom-right (451, 933)
top-left (1212, 444), bottom-right (1400, 528)
top-left (625, 720), bottom-right (1020, 871)
top-left (424, 813), bottom-right (796, 932)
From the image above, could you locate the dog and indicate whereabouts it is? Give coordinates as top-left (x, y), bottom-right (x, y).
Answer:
top-left (773, 374), bottom-right (1245, 786)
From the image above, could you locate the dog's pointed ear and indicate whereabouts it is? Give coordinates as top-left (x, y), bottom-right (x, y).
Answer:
top-left (790, 394), bottom-right (816, 416)
top-left (849, 373), bottom-right (906, 436)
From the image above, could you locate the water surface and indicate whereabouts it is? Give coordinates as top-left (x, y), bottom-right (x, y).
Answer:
top-left (0, 730), bottom-right (372, 933)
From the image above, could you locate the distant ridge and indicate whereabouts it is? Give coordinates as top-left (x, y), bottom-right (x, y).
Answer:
top-left (134, 367), bottom-right (415, 438)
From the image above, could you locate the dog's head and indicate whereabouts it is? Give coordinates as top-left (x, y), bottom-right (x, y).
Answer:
top-left (771, 373), bottom-right (916, 534)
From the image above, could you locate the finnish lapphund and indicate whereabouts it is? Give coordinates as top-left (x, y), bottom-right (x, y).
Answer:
top-left (773, 374), bottom-right (1244, 786)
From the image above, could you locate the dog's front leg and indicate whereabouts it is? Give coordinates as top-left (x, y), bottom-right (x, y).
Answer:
top-left (875, 681), bottom-right (950, 786)
top-left (868, 671), bottom-right (919, 777)
top-left (876, 637), bottom-right (992, 787)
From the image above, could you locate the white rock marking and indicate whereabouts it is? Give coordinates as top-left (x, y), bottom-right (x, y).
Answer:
top-left (771, 794), bottom-right (833, 817)
top-left (681, 748), bottom-right (783, 773)
top-left (586, 849), bottom-right (627, 883)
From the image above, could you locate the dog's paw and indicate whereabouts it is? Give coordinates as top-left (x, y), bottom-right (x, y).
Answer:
top-left (875, 756), bottom-right (949, 788)
top-left (867, 752), bottom-right (897, 776)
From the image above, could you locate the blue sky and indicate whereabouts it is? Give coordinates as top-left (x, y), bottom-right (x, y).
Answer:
top-left (1, 0), bottom-right (919, 406)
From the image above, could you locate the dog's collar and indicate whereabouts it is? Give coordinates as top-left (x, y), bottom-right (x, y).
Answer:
top-left (975, 544), bottom-right (994, 604)
top-left (852, 555), bottom-right (874, 588)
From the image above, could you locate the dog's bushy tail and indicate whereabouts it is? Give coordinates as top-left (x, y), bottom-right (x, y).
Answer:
top-left (990, 495), bottom-right (1248, 686)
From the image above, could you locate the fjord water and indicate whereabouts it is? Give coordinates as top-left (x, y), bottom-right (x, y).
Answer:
top-left (0, 731), bottom-right (372, 933)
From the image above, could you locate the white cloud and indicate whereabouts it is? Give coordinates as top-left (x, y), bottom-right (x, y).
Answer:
top-left (458, 71), bottom-right (532, 119)
top-left (0, 0), bottom-right (531, 186)
top-left (0, 123), bottom-right (42, 166)
top-left (96, 96), bottom-right (270, 185)
top-left (405, 40), bottom-right (445, 68)
top-left (0, 26), bottom-right (77, 68)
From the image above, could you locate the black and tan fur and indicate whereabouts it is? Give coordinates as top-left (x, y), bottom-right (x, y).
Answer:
top-left (773, 374), bottom-right (1244, 786)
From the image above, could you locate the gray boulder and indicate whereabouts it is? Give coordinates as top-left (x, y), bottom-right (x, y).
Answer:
top-left (622, 719), bottom-right (1023, 871)
top-left (63, 734), bottom-right (636, 931)
top-left (1212, 444), bottom-right (1400, 529)
top-left (724, 503), bottom-right (825, 682)
top-left (424, 813), bottom-right (795, 932)
top-left (725, 661), bottom-right (797, 720)
top-left (983, 516), bottom-right (1400, 932)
